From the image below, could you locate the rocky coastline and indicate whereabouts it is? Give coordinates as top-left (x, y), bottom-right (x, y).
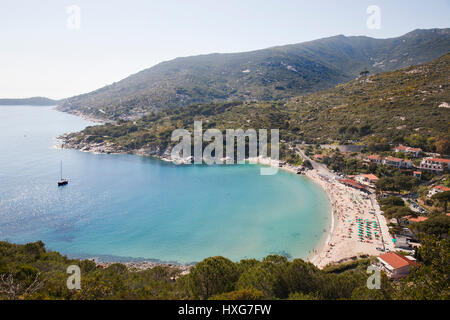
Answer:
top-left (58, 132), bottom-right (172, 160)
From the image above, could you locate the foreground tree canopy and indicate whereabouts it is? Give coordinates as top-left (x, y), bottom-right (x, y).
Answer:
top-left (1, 235), bottom-right (448, 300)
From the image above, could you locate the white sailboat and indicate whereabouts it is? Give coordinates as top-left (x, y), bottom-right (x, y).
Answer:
top-left (58, 161), bottom-right (68, 186)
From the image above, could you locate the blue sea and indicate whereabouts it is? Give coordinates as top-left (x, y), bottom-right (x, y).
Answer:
top-left (0, 106), bottom-right (331, 264)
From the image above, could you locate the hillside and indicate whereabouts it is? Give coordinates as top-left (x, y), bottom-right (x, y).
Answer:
top-left (57, 29), bottom-right (450, 120)
top-left (0, 97), bottom-right (60, 106)
top-left (60, 53), bottom-right (450, 157)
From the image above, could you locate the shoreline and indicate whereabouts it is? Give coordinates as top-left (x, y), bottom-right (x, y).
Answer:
top-left (304, 170), bottom-right (391, 268)
top-left (255, 157), bottom-right (391, 268)
top-left (56, 135), bottom-right (388, 269)
top-left (304, 170), bottom-right (337, 266)
top-left (53, 107), bottom-right (109, 124)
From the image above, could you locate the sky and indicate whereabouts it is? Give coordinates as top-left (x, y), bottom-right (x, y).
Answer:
top-left (1, 0), bottom-right (449, 99)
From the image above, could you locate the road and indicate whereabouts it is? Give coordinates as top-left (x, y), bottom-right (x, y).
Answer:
top-left (295, 146), bottom-right (338, 180)
top-left (402, 197), bottom-right (427, 214)
top-left (370, 193), bottom-right (395, 253)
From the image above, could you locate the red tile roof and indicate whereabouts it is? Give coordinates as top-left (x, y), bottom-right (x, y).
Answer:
top-left (434, 186), bottom-right (450, 192)
top-left (385, 156), bottom-right (403, 162)
top-left (367, 155), bottom-right (382, 160)
top-left (361, 174), bottom-right (379, 181)
top-left (428, 158), bottom-right (450, 164)
top-left (339, 179), bottom-right (367, 190)
top-left (378, 252), bottom-right (419, 269)
top-left (406, 216), bottom-right (429, 223)
top-left (394, 145), bottom-right (422, 152)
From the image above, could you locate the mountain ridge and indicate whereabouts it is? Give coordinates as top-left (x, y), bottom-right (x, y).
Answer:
top-left (0, 97), bottom-right (60, 106)
top-left (60, 53), bottom-right (450, 158)
top-left (58, 28), bottom-right (450, 120)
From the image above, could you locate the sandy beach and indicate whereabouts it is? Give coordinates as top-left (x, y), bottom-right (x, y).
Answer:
top-left (54, 146), bottom-right (392, 269)
top-left (304, 170), bottom-right (394, 268)
top-left (253, 156), bottom-right (393, 268)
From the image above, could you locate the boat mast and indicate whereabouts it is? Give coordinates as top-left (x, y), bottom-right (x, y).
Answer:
top-left (60, 161), bottom-right (63, 180)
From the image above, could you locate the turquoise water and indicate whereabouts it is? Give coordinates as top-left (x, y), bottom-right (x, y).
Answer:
top-left (0, 106), bottom-right (331, 264)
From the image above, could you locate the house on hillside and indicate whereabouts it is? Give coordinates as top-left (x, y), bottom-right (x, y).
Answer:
top-left (413, 171), bottom-right (422, 179)
top-left (394, 236), bottom-right (412, 250)
top-left (377, 252), bottom-right (419, 279)
top-left (383, 156), bottom-right (413, 169)
top-left (405, 215), bottom-right (428, 224)
top-left (313, 154), bottom-right (325, 162)
top-left (355, 174), bottom-right (380, 188)
top-left (419, 158), bottom-right (450, 174)
top-left (428, 185), bottom-right (450, 198)
top-left (338, 179), bottom-right (369, 193)
top-left (365, 155), bottom-right (382, 164)
top-left (394, 145), bottom-right (422, 157)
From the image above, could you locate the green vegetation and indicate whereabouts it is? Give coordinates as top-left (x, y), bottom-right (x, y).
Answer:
top-left (280, 144), bottom-right (303, 165)
top-left (432, 191), bottom-right (450, 213)
top-left (0, 242), bottom-right (385, 300)
top-left (376, 173), bottom-right (419, 193)
top-left (286, 53), bottom-right (450, 146)
top-left (410, 215), bottom-right (450, 238)
top-left (9, 31), bottom-right (449, 302)
top-left (57, 29), bottom-right (450, 120)
top-left (63, 54), bottom-right (450, 161)
top-left (396, 236), bottom-right (450, 300)
top-left (379, 196), bottom-right (414, 219)
top-left (1, 236), bottom-right (448, 300)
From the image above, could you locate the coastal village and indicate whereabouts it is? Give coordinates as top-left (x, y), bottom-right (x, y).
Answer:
top-left (2, 0), bottom-right (450, 302)
top-left (276, 142), bottom-right (449, 279)
top-left (84, 141), bottom-right (450, 282)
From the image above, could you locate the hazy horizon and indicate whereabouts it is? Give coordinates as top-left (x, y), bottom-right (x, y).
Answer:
top-left (1, 0), bottom-right (449, 99)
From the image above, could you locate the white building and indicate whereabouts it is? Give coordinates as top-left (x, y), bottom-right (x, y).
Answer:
top-left (428, 185), bottom-right (450, 198)
top-left (383, 157), bottom-right (413, 169)
top-left (355, 174), bottom-right (380, 188)
top-left (419, 158), bottom-right (450, 174)
top-left (393, 145), bottom-right (422, 157)
top-left (377, 252), bottom-right (419, 279)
